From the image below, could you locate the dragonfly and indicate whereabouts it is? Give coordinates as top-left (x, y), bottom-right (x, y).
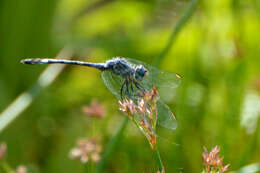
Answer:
top-left (21, 57), bottom-right (181, 130)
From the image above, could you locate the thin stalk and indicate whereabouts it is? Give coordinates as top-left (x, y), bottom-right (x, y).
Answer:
top-left (153, 0), bottom-right (199, 67)
top-left (96, 117), bottom-right (129, 173)
top-left (154, 147), bottom-right (164, 172)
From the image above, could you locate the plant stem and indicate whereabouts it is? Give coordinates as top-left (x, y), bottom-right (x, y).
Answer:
top-left (96, 117), bottom-right (129, 173)
top-left (154, 147), bottom-right (164, 172)
top-left (153, 0), bottom-right (199, 67)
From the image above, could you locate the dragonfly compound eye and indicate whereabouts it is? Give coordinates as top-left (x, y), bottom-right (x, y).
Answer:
top-left (134, 65), bottom-right (148, 81)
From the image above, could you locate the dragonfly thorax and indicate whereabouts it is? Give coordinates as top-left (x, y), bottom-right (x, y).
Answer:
top-left (105, 57), bottom-right (135, 77)
top-left (106, 57), bottom-right (148, 81)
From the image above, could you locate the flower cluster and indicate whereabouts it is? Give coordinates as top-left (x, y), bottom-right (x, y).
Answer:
top-left (119, 87), bottom-right (159, 150)
top-left (82, 99), bottom-right (106, 118)
top-left (12, 165), bottom-right (27, 173)
top-left (69, 138), bottom-right (102, 163)
top-left (202, 146), bottom-right (230, 173)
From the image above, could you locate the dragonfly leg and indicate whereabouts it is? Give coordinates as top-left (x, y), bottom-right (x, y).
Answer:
top-left (129, 80), bottom-right (142, 98)
top-left (125, 79), bottom-right (131, 98)
top-left (130, 80), bottom-right (134, 93)
top-left (120, 80), bottom-right (126, 100)
top-left (134, 81), bottom-right (145, 92)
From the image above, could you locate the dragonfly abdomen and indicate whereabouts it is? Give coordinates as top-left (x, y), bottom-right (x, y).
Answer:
top-left (21, 58), bottom-right (107, 71)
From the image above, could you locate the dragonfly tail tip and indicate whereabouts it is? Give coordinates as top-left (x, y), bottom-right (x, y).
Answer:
top-left (20, 59), bottom-right (26, 64)
top-left (20, 58), bottom-right (37, 65)
top-left (20, 59), bottom-right (28, 64)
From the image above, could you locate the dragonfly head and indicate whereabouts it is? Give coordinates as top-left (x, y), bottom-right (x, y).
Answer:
top-left (134, 65), bottom-right (148, 81)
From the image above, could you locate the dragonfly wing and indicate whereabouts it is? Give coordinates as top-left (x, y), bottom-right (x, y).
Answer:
top-left (127, 58), bottom-right (180, 130)
top-left (102, 70), bottom-right (124, 99)
top-left (102, 58), bottom-right (180, 130)
top-left (157, 99), bottom-right (178, 130)
top-left (126, 58), bottom-right (182, 89)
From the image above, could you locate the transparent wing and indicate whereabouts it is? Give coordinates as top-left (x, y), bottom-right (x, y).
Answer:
top-left (157, 99), bottom-right (178, 130)
top-left (102, 70), bottom-right (124, 100)
top-left (102, 58), bottom-right (180, 130)
top-left (126, 58), bottom-right (180, 130)
top-left (126, 58), bottom-right (182, 90)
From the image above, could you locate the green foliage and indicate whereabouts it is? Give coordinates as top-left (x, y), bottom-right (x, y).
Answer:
top-left (0, 0), bottom-right (260, 172)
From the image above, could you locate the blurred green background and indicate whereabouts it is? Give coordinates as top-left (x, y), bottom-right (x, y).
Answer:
top-left (0, 0), bottom-right (260, 172)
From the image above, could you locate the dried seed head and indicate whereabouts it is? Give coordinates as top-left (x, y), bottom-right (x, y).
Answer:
top-left (13, 165), bottom-right (27, 173)
top-left (151, 87), bottom-right (159, 100)
top-left (118, 88), bottom-right (160, 150)
top-left (202, 146), bottom-right (230, 173)
top-left (119, 99), bottom-right (136, 116)
top-left (142, 87), bottom-right (159, 104)
top-left (150, 135), bottom-right (157, 149)
top-left (69, 138), bottom-right (102, 164)
top-left (137, 99), bottom-right (146, 114)
top-left (82, 100), bottom-right (106, 118)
